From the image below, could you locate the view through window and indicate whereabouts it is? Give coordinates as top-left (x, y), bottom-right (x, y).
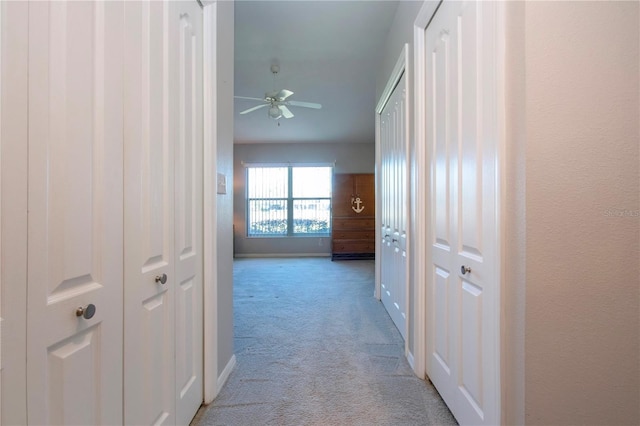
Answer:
top-left (246, 166), bottom-right (332, 236)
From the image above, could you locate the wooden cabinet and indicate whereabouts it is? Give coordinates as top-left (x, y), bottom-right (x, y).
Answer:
top-left (331, 173), bottom-right (375, 260)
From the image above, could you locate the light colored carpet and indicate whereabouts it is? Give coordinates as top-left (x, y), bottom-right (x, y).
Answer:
top-left (191, 257), bottom-right (457, 426)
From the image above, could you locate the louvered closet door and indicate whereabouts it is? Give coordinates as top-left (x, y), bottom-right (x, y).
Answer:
top-left (26, 2), bottom-right (124, 424)
top-left (124, 1), bottom-right (204, 425)
top-left (379, 72), bottom-right (408, 339)
top-left (425, 1), bottom-right (500, 424)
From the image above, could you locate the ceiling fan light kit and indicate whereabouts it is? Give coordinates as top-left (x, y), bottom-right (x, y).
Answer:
top-left (268, 105), bottom-right (282, 119)
top-left (235, 64), bottom-right (322, 121)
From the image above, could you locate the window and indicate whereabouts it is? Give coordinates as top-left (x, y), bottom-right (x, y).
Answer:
top-left (246, 165), bottom-right (332, 236)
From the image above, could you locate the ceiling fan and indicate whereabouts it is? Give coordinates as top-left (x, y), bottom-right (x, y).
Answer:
top-left (235, 64), bottom-right (322, 120)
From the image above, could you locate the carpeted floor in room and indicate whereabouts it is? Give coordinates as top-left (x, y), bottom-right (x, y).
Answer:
top-left (191, 257), bottom-right (457, 426)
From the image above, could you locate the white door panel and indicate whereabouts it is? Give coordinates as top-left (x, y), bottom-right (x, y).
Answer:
top-left (125, 2), bottom-right (204, 425)
top-left (425, 1), bottom-right (500, 424)
top-left (1, 3), bottom-right (29, 422)
top-left (427, 1), bottom-right (456, 406)
top-left (26, 2), bottom-right (124, 424)
top-left (11, 2), bottom-right (204, 425)
top-left (174, 3), bottom-right (204, 423)
top-left (124, 1), bottom-right (176, 424)
top-left (379, 72), bottom-right (408, 339)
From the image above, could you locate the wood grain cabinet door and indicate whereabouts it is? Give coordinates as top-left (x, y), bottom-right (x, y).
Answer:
top-left (331, 173), bottom-right (375, 259)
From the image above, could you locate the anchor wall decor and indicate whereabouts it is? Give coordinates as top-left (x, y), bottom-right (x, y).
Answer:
top-left (351, 196), bottom-right (365, 213)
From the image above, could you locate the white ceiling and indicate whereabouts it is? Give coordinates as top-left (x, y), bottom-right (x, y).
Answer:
top-left (234, 1), bottom-right (399, 144)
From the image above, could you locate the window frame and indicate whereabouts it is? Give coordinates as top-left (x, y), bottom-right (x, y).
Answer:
top-left (245, 164), bottom-right (333, 237)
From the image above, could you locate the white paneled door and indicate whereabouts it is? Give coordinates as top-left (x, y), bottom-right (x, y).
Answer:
top-left (425, 1), bottom-right (501, 425)
top-left (379, 72), bottom-right (409, 340)
top-left (173, 2), bottom-right (204, 423)
top-left (14, 1), bottom-right (204, 424)
top-left (124, 1), bottom-right (203, 425)
top-left (26, 2), bottom-right (124, 424)
top-left (123, 2), bottom-right (175, 424)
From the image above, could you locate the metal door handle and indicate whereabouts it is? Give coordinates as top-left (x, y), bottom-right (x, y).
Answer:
top-left (155, 273), bottom-right (168, 284)
top-left (461, 265), bottom-right (471, 275)
top-left (76, 303), bottom-right (96, 320)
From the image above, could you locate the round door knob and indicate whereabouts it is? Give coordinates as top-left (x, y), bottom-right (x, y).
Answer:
top-left (155, 273), bottom-right (168, 284)
top-left (461, 265), bottom-right (471, 275)
top-left (75, 303), bottom-right (96, 320)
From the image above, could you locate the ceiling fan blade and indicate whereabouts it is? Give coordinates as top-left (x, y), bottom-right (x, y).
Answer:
top-left (240, 104), bottom-right (269, 115)
top-left (276, 89), bottom-right (294, 101)
top-left (287, 100), bottom-right (322, 109)
top-left (279, 105), bottom-right (294, 119)
top-left (235, 96), bottom-right (267, 102)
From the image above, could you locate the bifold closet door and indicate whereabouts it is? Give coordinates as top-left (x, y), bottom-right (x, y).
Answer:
top-left (379, 72), bottom-right (408, 339)
top-left (26, 2), bottom-right (125, 424)
top-left (124, 1), bottom-right (203, 425)
top-left (425, 1), bottom-right (500, 424)
top-left (123, 1), bottom-right (176, 424)
top-left (173, 2), bottom-right (204, 423)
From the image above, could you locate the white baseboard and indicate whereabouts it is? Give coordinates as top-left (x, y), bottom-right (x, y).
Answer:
top-left (217, 354), bottom-right (236, 393)
top-left (407, 350), bottom-right (415, 371)
top-left (235, 253), bottom-right (331, 258)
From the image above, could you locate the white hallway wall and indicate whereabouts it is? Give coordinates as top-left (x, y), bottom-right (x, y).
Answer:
top-left (233, 142), bottom-right (375, 257)
top-left (377, 0), bottom-right (639, 424)
top-left (212, 0), bottom-right (236, 386)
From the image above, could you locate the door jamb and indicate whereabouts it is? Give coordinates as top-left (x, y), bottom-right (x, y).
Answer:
top-left (411, 0), bottom-right (441, 381)
top-left (202, 0), bottom-right (219, 404)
